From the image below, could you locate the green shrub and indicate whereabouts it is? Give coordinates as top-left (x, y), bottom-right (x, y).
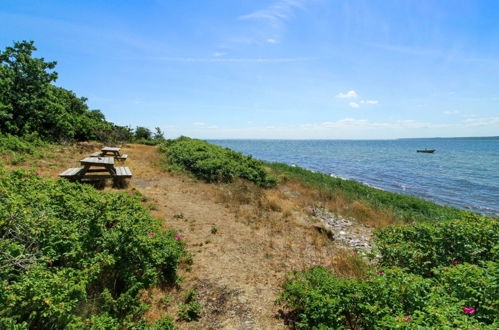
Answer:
top-left (0, 133), bottom-right (45, 155)
top-left (278, 266), bottom-right (498, 329)
top-left (153, 316), bottom-right (176, 329)
top-left (159, 137), bottom-right (277, 188)
top-left (434, 262), bottom-right (499, 323)
top-left (0, 169), bottom-right (184, 328)
top-left (374, 216), bottom-right (499, 276)
top-left (178, 289), bottom-right (202, 321)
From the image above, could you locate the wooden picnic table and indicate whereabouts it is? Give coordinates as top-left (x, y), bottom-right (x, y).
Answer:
top-left (101, 147), bottom-right (121, 157)
top-left (90, 147), bottom-right (128, 161)
top-left (59, 156), bottom-right (132, 181)
top-left (81, 156), bottom-right (116, 175)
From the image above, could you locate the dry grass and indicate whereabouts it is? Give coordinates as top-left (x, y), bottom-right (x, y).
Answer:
top-left (5, 143), bottom-right (384, 329)
top-left (331, 249), bottom-right (371, 278)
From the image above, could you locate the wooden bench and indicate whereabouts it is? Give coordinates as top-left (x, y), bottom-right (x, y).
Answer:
top-left (90, 152), bottom-right (103, 157)
top-left (115, 166), bottom-right (132, 177)
top-left (59, 168), bottom-right (85, 178)
top-left (59, 166), bottom-right (132, 182)
top-left (116, 154), bottom-right (128, 161)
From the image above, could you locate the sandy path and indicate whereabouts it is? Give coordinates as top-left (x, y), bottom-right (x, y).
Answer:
top-left (125, 144), bottom-right (290, 329)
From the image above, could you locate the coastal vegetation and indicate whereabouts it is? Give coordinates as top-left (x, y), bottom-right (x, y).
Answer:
top-left (1, 39), bottom-right (497, 328)
top-left (159, 137), bottom-right (277, 188)
top-left (278, 216), bottom-right (498, 329)
top-left (267, 162), bottom-right (466, 224)
top-left (0, 41), bottom-right (164, 146)
top-left (0, 169), bottom-right (184, 328)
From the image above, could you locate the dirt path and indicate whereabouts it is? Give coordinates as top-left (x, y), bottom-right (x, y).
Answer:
top-left (127, 144), bottom-right (291, 329)
top-left (9, 143), bottom-right (367, 329)
top-left (124, 144), bottom-right (353, 329)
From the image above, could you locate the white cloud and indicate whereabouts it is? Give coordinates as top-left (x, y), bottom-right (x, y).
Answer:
top-left (213, 52), bottom-right (226, 57)
top-left (152, 57), bottom-right (315, 63)
top-left (463, 117), bottom-right (499, 127)
top-left (364, 100), bottom-right (379, 105)
top-left (236, 0), bottom-right (308, 44)
top-left (238, 0), bottom-right (306, 23)
top-left (443, 110), bottom-right (460, 115)
top-left (336, 90), bottom-right (358, 98)
top-left (193, 122), bottom-right (205, 127)
top-left (349, 102), bottom-right (360, 108)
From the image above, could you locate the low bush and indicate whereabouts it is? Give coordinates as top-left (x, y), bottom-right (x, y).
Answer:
top-left (0, 133), bottom-right (45, 155)
top-left (374, 216), bottom-right (499, 276)
top-left (177, 289), bottom-right (202, 321)
top-left (159, 137), bottom-right (277, 188)
top-left (0, 169), bottom-right (184, 328)
top-left (279, 265), bottom-right (498, 329)
top-left (279, 215), bottom-right (499, 329)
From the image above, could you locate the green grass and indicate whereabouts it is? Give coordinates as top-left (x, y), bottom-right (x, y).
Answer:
top-left (267, 162), bottom-right (469, 223)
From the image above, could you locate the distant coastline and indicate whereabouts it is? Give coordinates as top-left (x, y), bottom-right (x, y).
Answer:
top-left (398, 136), bottom-right (499, 140)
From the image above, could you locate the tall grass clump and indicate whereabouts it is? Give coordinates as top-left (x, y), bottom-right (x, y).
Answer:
top-left (0, 169), bottom-right (184, 328)
top-left (278, 216), bottom-right (499, 329)
top-left (159, 137), bottom-right (277, 188)
top-left (267, 162), bottom-right (466, 223)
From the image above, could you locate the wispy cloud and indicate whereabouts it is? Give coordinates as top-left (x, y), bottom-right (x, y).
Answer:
top-left (236, 0), bottom-right (308, 44)
top-left (349, 102), bottom-right (360, 108)
top-left (150, 56), bottom-right (315, 63)
top-left (238, 0), bottom-right (307, 24)
top-left (336, 90), bottom-right (358, 98)
top-left (443, 110), bottom-right (460, 115)
top-left (371, 43), bottom-right (443, 57)
top-left (362, 100), bottom-right (379, 105)
top-left (463, 116), bottom-right (499, 127)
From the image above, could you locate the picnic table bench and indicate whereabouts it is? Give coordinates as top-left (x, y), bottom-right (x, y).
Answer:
top-left (90, 147), bottom-right (128, 161)
top-left (59, 156), bottom-right (132, 183)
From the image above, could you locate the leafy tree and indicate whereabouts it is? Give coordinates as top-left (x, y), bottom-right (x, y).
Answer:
top-left (0, 41), bottom-right (57, 136)
top-left (134, 126), bottom-right (152, 140)
top-left (154, 126), bottom-right (166, 140)
top-left (0, 40), bottom-right (121, 142)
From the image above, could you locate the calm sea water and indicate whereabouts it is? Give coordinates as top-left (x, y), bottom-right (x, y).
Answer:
top-left (209, 139), bottom-right (499, 217)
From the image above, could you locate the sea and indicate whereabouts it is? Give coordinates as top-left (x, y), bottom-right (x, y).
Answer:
top-left (209, 139), bottom-right (499, 217)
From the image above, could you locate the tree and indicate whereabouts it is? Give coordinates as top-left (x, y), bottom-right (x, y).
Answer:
top-left (154, 127), bottom-right (165, 140)
top-left (134, 126), bottom-right (152, 140)
top-left (0, 41), bottom-right (57, 136)
top-left (0, 40), bottom-right (120, 142)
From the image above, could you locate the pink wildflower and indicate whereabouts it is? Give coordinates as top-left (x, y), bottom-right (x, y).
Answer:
top-left (351, 251), bottom-right (357, 256)
top-left (405, 316), bottom-right (411, 322)
top-left (147, 232), bottom-right (155, 237)
top-left (462, 307), bottom-right (475, 315)
top-left (365, 277), bottom-right (371, 281)
top-left (35, 172), bottom-right (41, 176)
top-left (453, 260), bottom-right (459, 265)
top-left (376, 271), bottom-right (384, 275)
top-left (129, 191), bottom-right (133, 195)
top-left (175, 235), bottom-right (182, 241)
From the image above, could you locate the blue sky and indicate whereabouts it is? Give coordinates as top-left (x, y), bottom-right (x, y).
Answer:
top-left (2, 0), bottom-right (499, 139)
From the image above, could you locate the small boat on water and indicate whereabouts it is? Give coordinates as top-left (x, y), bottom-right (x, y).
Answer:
top-left (417, 149), bottom-right (436, 153)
